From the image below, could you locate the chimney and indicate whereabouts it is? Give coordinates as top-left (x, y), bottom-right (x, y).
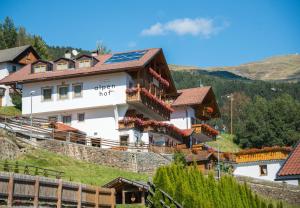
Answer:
top-left (65, 50), bottom-right (71, 59)
top-left (91, 50), bottom-right (98, 57)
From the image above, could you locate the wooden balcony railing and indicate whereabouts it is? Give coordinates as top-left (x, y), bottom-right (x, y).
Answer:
top-left (126, 87), bottom-right (173, 120)
top-left (192, 124), bottom-right (219, 139)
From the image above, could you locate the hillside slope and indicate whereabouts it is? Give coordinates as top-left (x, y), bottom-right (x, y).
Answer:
top-left (170, 54), bottom-right (300, 81)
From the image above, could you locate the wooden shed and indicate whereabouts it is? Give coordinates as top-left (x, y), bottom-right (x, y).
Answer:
top-left (103, 177), bottom-right (149, 205)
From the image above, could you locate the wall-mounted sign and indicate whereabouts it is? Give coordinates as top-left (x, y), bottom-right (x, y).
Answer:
top-left (94, 83), bottom-right (116, 96)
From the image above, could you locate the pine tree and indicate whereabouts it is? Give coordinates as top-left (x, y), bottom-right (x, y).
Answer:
top-left (2, 17), bottom-right (17, 48)
top-left (31, 35), bottom-right (50, 59)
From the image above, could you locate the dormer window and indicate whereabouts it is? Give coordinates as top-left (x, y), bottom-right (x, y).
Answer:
top-left (79, 59), bottom-right (91, 68)
top-left (54, 58), bottom-right (75, 71)
top-left (31, 60), bottom-right (53, 73)
top-left (75, 54), bottom-right (99, 68)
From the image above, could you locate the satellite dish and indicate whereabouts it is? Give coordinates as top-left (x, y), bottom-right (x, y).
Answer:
top-left (72, 49), bottom-right (79, 56)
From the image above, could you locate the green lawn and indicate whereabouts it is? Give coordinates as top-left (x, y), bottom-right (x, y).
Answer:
top-left (2, 149), bottom-right (148, 186)
top-left (205, 133), bottom-right (241, 153)
top-left (0, 106), bottom-right (21, 116)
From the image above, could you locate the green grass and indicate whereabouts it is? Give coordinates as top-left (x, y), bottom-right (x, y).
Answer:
top-left (0, 106), bottom-right (21, 116)
top-left (205, 133), bottom-right (241, 153)
top-left (2, 149), bottom-right (148, 186)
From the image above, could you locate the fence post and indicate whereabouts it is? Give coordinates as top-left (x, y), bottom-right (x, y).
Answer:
top-left (33, 176), bottom-right (40, 208)
top-left (95, 187), bottom-right (99, 208)
top-left (7, 174), bottom-right (14, 207)
top-left (57, 179), bottom-right (63, 208)
top-left (77, 184), bottom-right (82, 208)
top-left (111, 188), bottom-right (115, 208)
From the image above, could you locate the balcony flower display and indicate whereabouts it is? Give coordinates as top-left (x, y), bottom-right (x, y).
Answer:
top-left (120, 117), bottom-right (192, 138)
top-left (140, 88), bottom-right (174, 113)
top-left (200, 124), bottom-right (219, 137)
top-left (149, 67), bottom-right (170, 88)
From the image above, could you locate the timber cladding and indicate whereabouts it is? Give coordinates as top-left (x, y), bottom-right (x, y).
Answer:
top-left (0, 172), bottom-right (115, 208)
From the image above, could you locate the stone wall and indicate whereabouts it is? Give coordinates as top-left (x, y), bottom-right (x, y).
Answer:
top-left (0, 130), bottom-right (20, 160)
top-left (38, 139), bottom-right (171, 174)
top-left (236, 176), bottom-right (300, 205)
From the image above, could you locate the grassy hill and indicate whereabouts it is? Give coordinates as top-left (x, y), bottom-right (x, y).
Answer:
top-left (170, 54), bottom-right (300, 81)
top-left (1, 149), bottom-right (148, 186)
top-left (205, 134), bottom-right (241, 153)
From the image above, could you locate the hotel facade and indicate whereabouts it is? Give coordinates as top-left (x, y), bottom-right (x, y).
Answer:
top-left (0, 48), bottom-right (219, 149)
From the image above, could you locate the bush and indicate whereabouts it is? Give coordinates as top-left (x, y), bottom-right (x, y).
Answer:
top-left (150, 165), bottom-right (282, 208)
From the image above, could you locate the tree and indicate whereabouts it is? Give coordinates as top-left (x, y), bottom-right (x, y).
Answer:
top-left (173, 151), bottom-right (186, 166)
top-left (0, 23), bottom-right (6, 49)
top-left (2, 17), bottom-right (17, 48)
top-left (17, 26), bottom-right (28, 46)
top-left (31, 35), bottom-right (50, 59)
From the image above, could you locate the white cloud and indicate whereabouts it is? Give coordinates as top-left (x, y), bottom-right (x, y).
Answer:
top-left (141, 23), bottom-right (165, 36)
top-left (141, 17), bottom-right (228, 37)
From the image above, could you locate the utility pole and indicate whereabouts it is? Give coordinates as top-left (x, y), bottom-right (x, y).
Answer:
top-left (230, 94), bottom-right (233, 135)
top-left (30, 91), bottom-right (35, 141)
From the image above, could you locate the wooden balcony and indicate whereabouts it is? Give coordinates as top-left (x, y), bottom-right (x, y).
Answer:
top-left (192, 124), bottom-right (219, 140)
top-left (126, 88), bottom-right (172, 120)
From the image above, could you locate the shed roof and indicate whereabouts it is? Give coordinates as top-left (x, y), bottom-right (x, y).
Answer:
top-left (103, 177), bottom-right (149, 191)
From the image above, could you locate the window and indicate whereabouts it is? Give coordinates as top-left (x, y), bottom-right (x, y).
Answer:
top-left (48, 116), bottom-right (58, 122)
top-left (56, 62), bottom-right (68, 70)
top-left (259, 165), bottom-right (268, 176)
top-left (78, 113), bottom-right (85, 122)
top-left (62, 115), bottom-right (72, 124)
top-left (42, 87), bottom-right (52, 101)
top-left (120, 135), bottom-right (129, 146)
top-left (78, 59), bottom-right (91, 68)
top-left (58, 85), bottom-right (69, 99)
top-left (34, 64), bottom-right (47, 73)
top-left (73, 83), bottom-right (83, 97)
top-left (11, 65), bottom-right (17, 73)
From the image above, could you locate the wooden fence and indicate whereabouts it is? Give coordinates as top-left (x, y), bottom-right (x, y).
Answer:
top-left (0, 172), bottom-right (115, 208)
top-left (0, 161), bottom-right (64, 179)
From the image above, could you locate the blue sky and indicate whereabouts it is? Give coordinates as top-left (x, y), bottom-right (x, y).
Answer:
top-left (0, 0), bottom-right (299, 66)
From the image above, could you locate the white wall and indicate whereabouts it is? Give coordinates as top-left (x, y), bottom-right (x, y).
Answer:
top-left (234, 161), bottom-right (298, 185)
top-left (170, 106), bottom-right (195, 129)
top-left (0, 63), bottom-right (22, 106)
top-left (22, 72), bottom-right (128, 115)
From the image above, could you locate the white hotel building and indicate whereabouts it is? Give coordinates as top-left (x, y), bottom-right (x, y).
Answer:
top-left (0, 48), bottom-right (220, 148)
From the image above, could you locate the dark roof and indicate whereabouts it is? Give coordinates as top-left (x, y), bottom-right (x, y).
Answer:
top-left (75, 54), bottom-right (99, 61)
top-left (0, 48), bottom-right (162, 85)
top-left (0, 45), bottom-right (32, 63)
top-left (103, 177), bottom-right (149, 190)
top-left (276, 141), bottom-right (300, 181)
top-left (185, 151), bottom-right (217, 163)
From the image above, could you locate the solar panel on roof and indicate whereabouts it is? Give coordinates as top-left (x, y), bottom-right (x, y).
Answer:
top-left (105, 50), bottom-right (148, 64)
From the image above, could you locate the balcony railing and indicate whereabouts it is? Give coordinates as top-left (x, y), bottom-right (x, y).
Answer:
top-left (126, 87), bottom-right (173, 120)
top-left (119, 118), bottom-right (189, 143)
top-left (192, 124), bottom-right (219, 139)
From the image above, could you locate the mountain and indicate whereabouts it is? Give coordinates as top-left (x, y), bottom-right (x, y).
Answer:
top-left (170, 54), bottom-right (300, 82)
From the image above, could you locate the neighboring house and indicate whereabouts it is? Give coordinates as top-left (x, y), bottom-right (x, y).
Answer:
top-left (103, 177), bottom-right (149, 205)
top-left (233, 146), bottom-right (298, 185)
top-left (0, 48), bottom-right (219, 149)
top-left (275, 141), bottom-right (300, 185)
top-left (0, 45), bottom-right (40, 107)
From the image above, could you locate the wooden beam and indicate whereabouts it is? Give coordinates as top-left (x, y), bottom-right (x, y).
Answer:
top-left (7, 174), bottom-right (14, 207)
top-left (95, 187), bottom-right (99, 208)
top-left (57, 179), bottom-right (63, 208)
top-left (111, 189), bottom-right (115, 208)
top-left (122, 189), bottom-right (125, 204)
top-left (141, 191), bottom-right (145, 204)
top-left (33, 177), bottom-right (40, 208)
top-left (77, 184), bottom-right (82, 208)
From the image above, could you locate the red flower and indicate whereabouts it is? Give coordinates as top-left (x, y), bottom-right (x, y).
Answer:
top-left (149, 68), bottom-right (170, 88)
